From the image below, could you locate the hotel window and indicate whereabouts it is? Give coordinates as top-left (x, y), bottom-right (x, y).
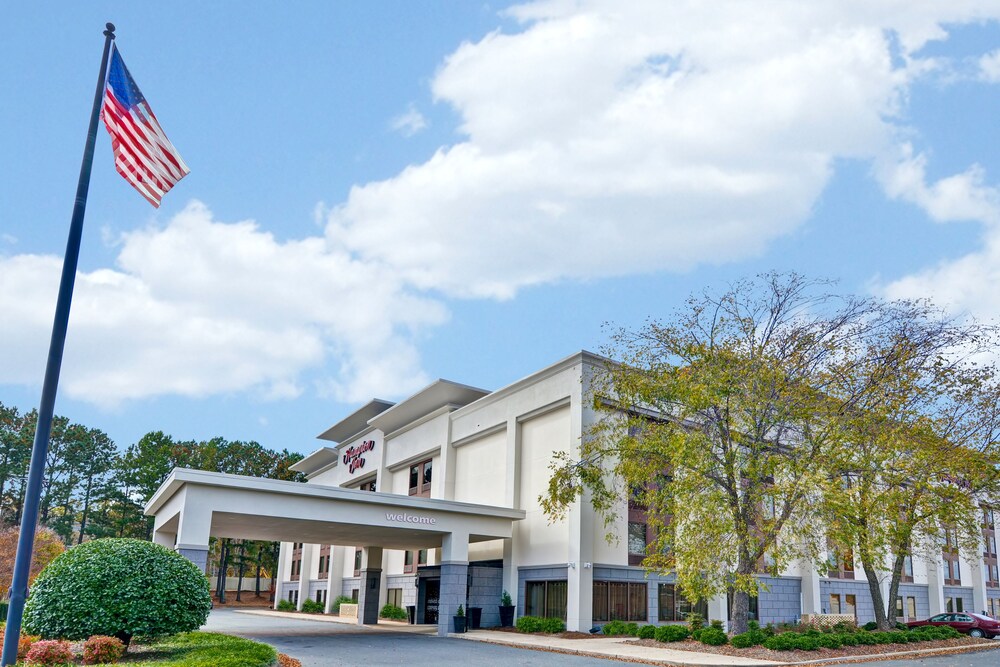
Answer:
top-left (726, 591), bottom-right (758, 622)
top-left (403, 549), bottom-right (427, 574)
top-left (907, 596), bottom-right (917, 620)
top-left (592, 581), bottom-right (647, 622)
top-left (525, 580), bottom-right (568, 620)
top-left (351, 589), bottom-right (359, 602)
top-left (288, 590), bottom-right (298, 604)
top-left (657, 583), bottom-right (708, 622)
top-left (984, 507), bottom-right (998, 589)
top-left (900, 554), bottom-right (914, 583)
top-left (359, 479), bottom-right (376, 492)
top-left (844, 594), bottom-right (857, 618)
top-left (316, 589), bottom-right (326, 604)
top-left (628, 522), bottom-right (648, 566)
top-left (896, 597), bottom-right (903, 618)
top-left (827, 547), bottom-right (855, 579)
top-left (353, 548), bottom-right (362, 577)
top-left (387, 588), bottom-right (403, 608)
top-left (408, 459), bottom-right (433, 497)
top-left (945, 597), bottom-right (964, 613)
top-left (943, 528), bottom-right (961, 585)
top-left (829, 594), bottom-right (841, 615)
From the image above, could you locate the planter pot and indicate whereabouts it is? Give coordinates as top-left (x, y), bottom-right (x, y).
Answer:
top-left (468, 607), bottom-right (482, 629)
top-left (498, 605), bottom-right (515, 627)
top-left (453, 616), bottom-right (467, 633)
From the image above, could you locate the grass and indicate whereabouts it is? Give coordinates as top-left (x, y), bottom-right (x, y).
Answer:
top-left (125, 632), bottom-right (277, 666)
top-left (1, 631), bottom-right (276, 667)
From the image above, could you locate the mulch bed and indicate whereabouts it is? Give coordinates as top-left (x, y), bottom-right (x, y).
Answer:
top-left (628, 636), bottom-right (999, 663)
top-left (484, 626), bottom-right (595, 639)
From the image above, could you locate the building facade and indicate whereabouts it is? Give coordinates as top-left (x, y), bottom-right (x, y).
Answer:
top-left (151, 350), bottom-right (1000, 633)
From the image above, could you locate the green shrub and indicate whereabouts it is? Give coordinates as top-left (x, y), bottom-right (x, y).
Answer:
top-left (540, 617), bottom-right (565, 633)
top-left (516, 616), bottom-right (542, 633)
top-left (331, 595), bottom-right (354, 614)
top-left (637, 625), bottom-right (657, 639)
top-left (862, 621), bottom-right (878, 631)
top-left (832, 620), bottom-right (857, 633)
top-left (82, 635), bottom-right (125, 664)
top-left (601, 620), bottom-right (629, 636)
top-left (730, 629), bottom-right (766, 648)
top-left (501, 590), bottom-right (513, 606)
top-left (837, 632), bottom-right (859, 646)
top-left (854, 631), bottom-right (878, 645)
top-left (379, 604), bottom-right (408, 620)
top-left (886, 630), bottom-right (909, 644)
top-left (655, 625), bottom-right (690, 642)
top-left (709, 619), bottom-right (724, 631)
top-left (23, 538), bottom-right (211, 644)
top-left (300, 599), bottom-right (324, 614)
top-left (937, 625), bottom-right (961, 639)
top-left (276, 599), bottom-right (296, 611)
top-left (687, 612), bottom-right (704, 632)
top-left (762, 623), bottom-right (776, 638)
top-left (764, 633), bottom-right (821, 651)
top-left (698, 627), bottom-right (728, 646)
top-left (24, 639), bottom-right (73, 666)
top-left (815, 633), bottom-right (842, 649)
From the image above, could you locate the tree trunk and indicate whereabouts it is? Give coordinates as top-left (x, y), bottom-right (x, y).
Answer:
top-left (217, 539), bottom-right (229, 604)
top-left (255, 552), bottom-right (263, 598)
top-left (77, 474), bottom-right (94, 545)
top-left (730, 549), bottom-right (756, 635)
top-left (236, 541), bottom-right (245, 602)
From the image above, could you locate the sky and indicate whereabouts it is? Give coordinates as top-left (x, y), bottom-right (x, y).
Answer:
top-left (2, 1), bottom-right (1000, 456)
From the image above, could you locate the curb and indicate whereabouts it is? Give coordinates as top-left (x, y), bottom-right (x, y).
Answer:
top-left (770, 641), bottom-right (1000, 666)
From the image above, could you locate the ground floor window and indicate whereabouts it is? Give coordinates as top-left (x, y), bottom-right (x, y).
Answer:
top-left (525, 580), bottom-right (567, 619)
top-left (828, 593), bottom-right (857, 617)
top-left (988, 598), bottom-right (1000, 618)
top-left (945, 597), bottom-right (964, 613)
top-left (907, 596), bottom-right (916, 619)
top-left (288, 590), bottom-right (298, 604)
top-left (593, 581), bottom-right (647, 622)
top-left (658, 584), bottom-right (707, 622)
top-left (354, 548), bottom-right (362, 576)
top-left (315, 589), bottom-right (326, 604)
top-left (351, 588), bottom-right (359, 602)
top-left (726, 591), bottom-right (758, 621)
top-left (387, 588), bottom-right (403, 608)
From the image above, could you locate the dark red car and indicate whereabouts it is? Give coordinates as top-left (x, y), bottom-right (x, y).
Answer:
top-left (907, 612), bottom-right (1000, 639)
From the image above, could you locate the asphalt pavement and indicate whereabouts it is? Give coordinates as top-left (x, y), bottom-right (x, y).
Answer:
top-left (202, 608), bottom-right (640, 667)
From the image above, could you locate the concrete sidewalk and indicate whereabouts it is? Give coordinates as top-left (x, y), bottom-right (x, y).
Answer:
top-left (453, 630), bottom-right (781, 666)
top-left (232, 608), bottom-right (438, 633)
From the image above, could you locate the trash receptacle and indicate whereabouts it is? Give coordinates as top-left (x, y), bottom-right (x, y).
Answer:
top-left (406, 605), bottom-right (416, 625)
top-left (468, 607), bottom-right (482, 630)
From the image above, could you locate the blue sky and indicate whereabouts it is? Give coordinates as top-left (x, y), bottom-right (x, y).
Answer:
top-left (2, 1), bottom-right (1000, 455)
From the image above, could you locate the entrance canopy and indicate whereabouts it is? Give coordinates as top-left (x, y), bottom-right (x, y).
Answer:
top-left (145, 468), bottom-right (524, 559)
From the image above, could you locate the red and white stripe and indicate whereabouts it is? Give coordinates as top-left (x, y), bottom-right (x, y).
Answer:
top-left (101, 88), bottom-right (189, 208)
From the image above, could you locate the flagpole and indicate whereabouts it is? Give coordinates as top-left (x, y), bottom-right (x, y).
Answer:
top-left (1, 23), bottom-right (116, 667)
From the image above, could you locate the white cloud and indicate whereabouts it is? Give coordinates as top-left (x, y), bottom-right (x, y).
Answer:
top-left (979, 48), bottom-right (1000, 82)
top-left (0, 201), bottom-right (446, 407)
top-left (323, 1), bottom-right (1000, 299)
top-left (876, 143), bottom-right (1000, 225)
top-left (390, 104), bottom-right (428, 137)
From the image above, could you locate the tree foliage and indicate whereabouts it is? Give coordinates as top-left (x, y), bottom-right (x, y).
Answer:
top-left (0, 526), bottom-right (65, 598)
top-left (542, 273), bottom-right (1000, 634)
top-left (23, 538), bottom-right (212, 644)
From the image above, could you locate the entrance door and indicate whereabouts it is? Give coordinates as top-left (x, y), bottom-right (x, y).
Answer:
top-left (424, 579), bottom-right (440, 625)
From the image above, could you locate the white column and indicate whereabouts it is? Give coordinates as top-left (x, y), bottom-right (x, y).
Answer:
top-left (800, 558), bottom-right (822, 618)
top-left (274, 543), bottom-right (289, 610)
top-left (969, 555), bottom-right (988, 615)
top-left (325, 545), bottom-right (345, 613)
top-left (708, 594), bottom-right (728, 630)
top-left (926, 555), bottom-right (946, 616)
top-left (296, 544), bottom-right (316, 611)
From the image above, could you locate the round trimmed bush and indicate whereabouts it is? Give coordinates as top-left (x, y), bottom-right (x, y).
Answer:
top-left (638, 624), bottom-right (657, 639)
top-left (698, 627), bottom-right (728, 646)
top-left (23, 538), bottom-right (211, 644)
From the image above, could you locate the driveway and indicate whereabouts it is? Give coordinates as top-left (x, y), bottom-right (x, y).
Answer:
top-left (202, 609), bottom-right (640, 667)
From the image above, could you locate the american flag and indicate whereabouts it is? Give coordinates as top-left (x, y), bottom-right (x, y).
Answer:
top-left (101, 45), bottom-right (188, 207)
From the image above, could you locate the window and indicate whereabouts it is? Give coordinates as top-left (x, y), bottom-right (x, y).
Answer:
top-left (907, 597), bottom-right (917, 620)
top-left (525, 580), bottom-right (567, 619)
top-left (359, 479), bottom-right (376, 492)
top-left (896, 597), bottom-right (903, 618)
top-left (943, 527), bottom-right (961, 585)
top-left (351, 588), bottom-right (359, 602)
top-left (658, 584), bottom-right (708, 622)
top-left (353, 548), bottom-right (362, 577)
top-left (289, 590), bottom-right (298, 604)
top-left (316, 589), bottom-right (326, 604)
top-left (946, 597), bottom-right (953, 613)
top-left (829, 594), bottom-right (841, 615)
top-left (593, 581), bottom-right (647, 622)
top-left (901, 554), bottom-right (914, 583)
top-left (828, 547), bottom-right (855, 579)
top-left (408, 460), bottom-right (433, 497)
top-left (387, 588), bottom-right (403, 608)
top-left (727, 591), bottom-right (758, 621)
top-left (628, 522), bottom-right (648, 562)
top-left (403, 549), bottom-right (426, 574)
top-left (845, 594), bottom-right (857, 618)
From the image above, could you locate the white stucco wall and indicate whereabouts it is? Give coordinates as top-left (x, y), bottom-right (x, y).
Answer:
top-left (517, 405), bottom-right (570, 566)
top-left (453, 429), bottom-right (507, 506)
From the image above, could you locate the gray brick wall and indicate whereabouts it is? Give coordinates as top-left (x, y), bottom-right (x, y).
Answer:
top-left (943, 586), bottom-right (974, 613)
top-left (341, 577), bottom-right (361, 600)
top-left (438, 562), bottom-right (469, 635)
top-left (758, 576), bottom-right (801, 626)
top-left (467, 565), bottom-right (503, 628)
top-left (820, 579), bottom-right (874, 624)
top-left (386, 574), bottom-right (418, 608)
top-left (898, 584), bottom-right (929, 621)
